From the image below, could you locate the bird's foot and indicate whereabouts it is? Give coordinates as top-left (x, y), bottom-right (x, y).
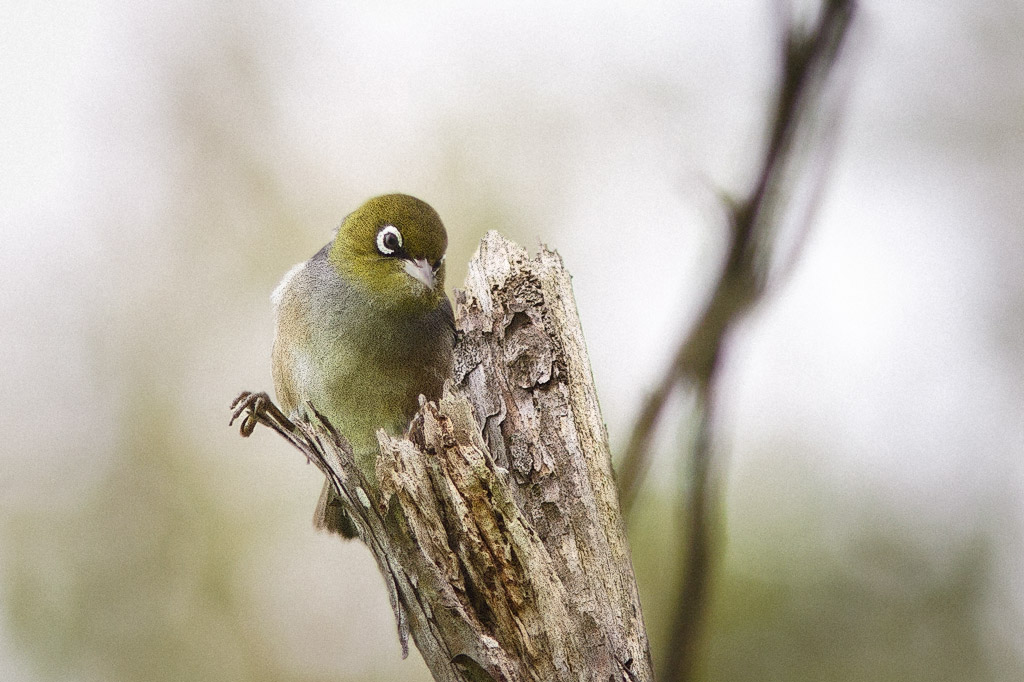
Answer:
top-left (229, 391), bottom-right (295, 437)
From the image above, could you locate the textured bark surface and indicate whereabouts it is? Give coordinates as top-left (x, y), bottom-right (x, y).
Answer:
top-left (234, 231), bottom-right (652, 681)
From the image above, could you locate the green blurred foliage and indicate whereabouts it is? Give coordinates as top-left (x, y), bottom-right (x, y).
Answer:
top-left (630, 467), bottom-right (1011, 682)
top-left (4, 397), bottom-right (272, 682)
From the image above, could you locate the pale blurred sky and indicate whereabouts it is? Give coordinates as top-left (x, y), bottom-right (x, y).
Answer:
top-left (2, 0), bottom-right (1023, 679)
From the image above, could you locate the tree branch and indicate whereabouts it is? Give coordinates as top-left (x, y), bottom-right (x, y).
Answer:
top-left (613, 2), bottom-right (858, 680)
top-left (617, 0), bottom-right (856, 514)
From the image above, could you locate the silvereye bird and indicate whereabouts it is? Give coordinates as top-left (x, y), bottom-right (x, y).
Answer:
top-left (270, 194), bottom-right (455, 537)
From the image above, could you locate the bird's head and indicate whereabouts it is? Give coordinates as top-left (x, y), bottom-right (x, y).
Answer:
top-left (329, 194), bottom-right (448, 313)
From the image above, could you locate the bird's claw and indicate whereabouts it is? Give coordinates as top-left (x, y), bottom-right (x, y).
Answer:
top-left (230, 391), bottom-right (292, 437)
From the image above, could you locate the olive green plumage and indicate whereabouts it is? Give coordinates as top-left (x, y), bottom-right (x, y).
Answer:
top-left (271, 194), bottom-right (455, 537)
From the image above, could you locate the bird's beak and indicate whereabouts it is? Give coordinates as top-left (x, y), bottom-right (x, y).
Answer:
top-left (403, 258), bottom-right (436, 290)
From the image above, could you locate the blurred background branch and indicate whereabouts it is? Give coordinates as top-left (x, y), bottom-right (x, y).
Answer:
top-left (614, 1), bottom-right (857, 679)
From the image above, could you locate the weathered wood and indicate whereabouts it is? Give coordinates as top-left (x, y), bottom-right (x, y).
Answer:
top-left (233, 231), bottom-right (652, 681)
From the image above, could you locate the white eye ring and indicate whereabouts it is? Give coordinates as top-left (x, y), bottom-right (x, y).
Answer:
top-left (376, 225), bottom-right (403, 255)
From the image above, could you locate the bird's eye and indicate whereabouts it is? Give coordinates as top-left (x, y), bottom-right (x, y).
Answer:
top-left (376, 225), bottom-right (403, 255)
top-left (432, 256), bottom-right (444, 272)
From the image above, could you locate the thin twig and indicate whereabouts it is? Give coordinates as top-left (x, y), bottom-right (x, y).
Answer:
top-left (617, 0), bottom-right (856, 515)
top-left (230, 392), bottom-right (414, 654)
top-left (665, 4), bottom-right (856, 679)
top-left (610, 1), bottom-right (857, 679)
top-left (661, 393), bottom-right (716, 682)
